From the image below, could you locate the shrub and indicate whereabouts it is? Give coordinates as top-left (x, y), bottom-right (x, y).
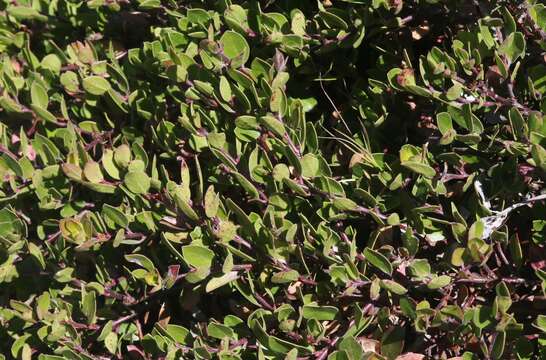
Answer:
top-left (0, 0), bottom-right (545, 359)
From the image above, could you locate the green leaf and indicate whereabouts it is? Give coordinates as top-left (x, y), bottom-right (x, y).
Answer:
top-left (251, 321), bottom-right (312, 354)
top-left (102, 204), bottom-right (128, 228)
top-left (102, 149), bottom-right (121, 180)
top-left (161, 324), bottom-right (191, 344)
top-left (114, 144), bottom-right (131, 169)
top-left (83, 161), bottom-right (104, 183)
top-left (182, 245), bottom-right (215, 268)
top-left (233, 172), bottom-right (260, 199)
top-left (173, 192), bottom-right (200, 221)
top-left (473, 305), bottom-right (494, 329)
top-left (125, 254), bottom-right (156, 272)
top-left (219, 30), bottom-right (250, 68)
top-left (28, 242), bottom-right (45, 270)
top-left (338, 336), bottom-right (363, 360)
top-left (300, 153), bottom-right (319, 178)
top-left (39, 355), bottom-right (65, 360)
top-left (436, 112), bottom-right (453, 135)
top-left (82, 76), bottom-right (111, 95)
top-left (270, 88), bottom-right (288, 116)
top-left (124, 171), bottom-right (151, 194)
top-left (54, 267), bottom-right (75, 283)
top-left (402, 161), bottom-right (436, 178)
top-left (0, 208), bottom-right (24, 239)
top-left (11, 334), bottom-right (31, 358)
top-left (427, 275), bottom-right (451, 290)
top-left (212, 220), bottom-right (238, 242)
top-left (31, 104), bottom-right (57, 123)
top-left (271, 269), bottom-right (299, 284)
top-left (332, 197), bottom-right (359, 211)
top-left (104, 332), bottom-right (118, 354)
top-left (319, 10), bottom-right (348, 30)
top-left (495, 281), bottom-right (512, 314)
top-left (328, 351), bottom-right (350, 360)
top-left (83, 181), bottom-right (117, 194)
top-left (509, 107), bottom-right (526, 141)
top-left (532, 144), bottom-right (546, 171)
top-left (531, 4), bottom-right (546, 31)
top-left (446, 82), bottom-right (463, 100)
top-left (41, 54), bottom-right (61, 74)
top-left (219, 76), bottom-right (232, 102)
top-left (302, 304), bottom-right (339, 321)
top-left (60, 71), bottom-right (79, 92)
top-left (380, 280), bottom-right (408, 295)
top-left (381, 326), bottom-right (405, 360)
top-left (205, 271), bottom-right (239, 293)
top-left (408, 259), bottom-right (431, 280)
top-left (291, 9), bottom-right (307, 36)
top-left (499, 32), bottom-right (526, 63)
top-left (491, 332), bottom-right (506, 360)
top-left (82, 290), bottom-right (97, 324)
top-left (501, 7), bottom-right (516, 34)
top-left (204, 185), bottom-right (220, 218)
top-left (363, 248), bottom-right (393, 275)
top-left (7, 6), bottom-right (47, 21)
top-left (138, 0), bottom-right (161, 10)
top-left (31, 82), bottom-right (48, 109)
top-left (260, 115), bottom-right (286, 137)
top-left (207, 322), bottom-right (235, 339)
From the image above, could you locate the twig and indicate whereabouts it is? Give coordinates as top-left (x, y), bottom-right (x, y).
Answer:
top-left (113, 311), bottom-right (138, 329)
top-left (0, 144), bottom-right (18, 160)
top-left (254, 293), bottom-right (275, 311)
top-left (456, 276), bottom-right (530, 285)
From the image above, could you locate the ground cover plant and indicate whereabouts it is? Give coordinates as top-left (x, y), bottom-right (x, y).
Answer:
top-left (1, 0), bottom-right (546, 358)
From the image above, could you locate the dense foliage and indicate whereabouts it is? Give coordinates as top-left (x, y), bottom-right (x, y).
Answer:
top-left (1, 0), bottom-right (546, 358)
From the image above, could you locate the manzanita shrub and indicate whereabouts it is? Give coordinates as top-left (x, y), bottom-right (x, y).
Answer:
top-left (1, 0), bottom-right (546, 359)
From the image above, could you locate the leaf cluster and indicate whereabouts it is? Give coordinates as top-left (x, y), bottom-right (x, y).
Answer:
top-left (0, 0), bottom-right (545, 359)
